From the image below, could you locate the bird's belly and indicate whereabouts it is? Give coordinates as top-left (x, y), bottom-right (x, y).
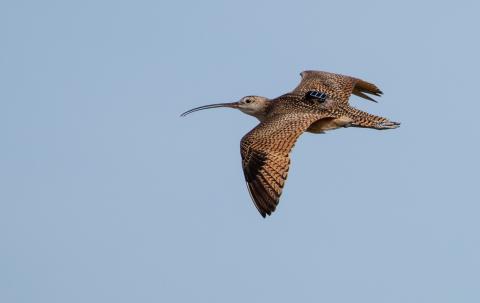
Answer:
top-left (307, 117), bottom-right (353, 133)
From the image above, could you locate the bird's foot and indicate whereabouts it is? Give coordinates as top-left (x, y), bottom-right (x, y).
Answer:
top-left (375, 121), bottom-right (401, 130)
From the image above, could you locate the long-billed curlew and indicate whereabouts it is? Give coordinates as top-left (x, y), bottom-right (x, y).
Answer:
top-left (181, 70), bottom-right (400, 217)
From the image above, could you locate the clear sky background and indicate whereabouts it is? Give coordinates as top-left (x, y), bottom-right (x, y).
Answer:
top-left (1, 0), bottom-right (479, 302)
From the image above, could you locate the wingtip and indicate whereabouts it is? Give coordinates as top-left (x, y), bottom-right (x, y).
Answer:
top-left (352, 91), bottom-right (379, 103)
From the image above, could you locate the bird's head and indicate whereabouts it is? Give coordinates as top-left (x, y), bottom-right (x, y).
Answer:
top-left (236, 96), bottom-right (270, 119)
top-left (181, 95), bottom-right (270, 121)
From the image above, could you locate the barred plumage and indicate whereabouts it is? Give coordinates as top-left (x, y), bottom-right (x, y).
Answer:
top-left (181, 70), bottom-right (400, 217)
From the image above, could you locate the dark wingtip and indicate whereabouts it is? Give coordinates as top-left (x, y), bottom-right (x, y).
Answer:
top-left (353, 91), bottom-right (379, 103)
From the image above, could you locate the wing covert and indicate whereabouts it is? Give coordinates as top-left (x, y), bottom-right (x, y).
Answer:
top-left (240, 112), bottom-right (323, 217)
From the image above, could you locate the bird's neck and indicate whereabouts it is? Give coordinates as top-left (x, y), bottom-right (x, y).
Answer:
top-left (251, 102), bottom-right (272, 122)
top-left (249, 111), bottom-right (267, 122)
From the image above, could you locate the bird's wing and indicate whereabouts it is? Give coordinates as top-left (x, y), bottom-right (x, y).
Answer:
top-left (292, 70), bottom-right (383, 103)
top-left (240, 112), bottom-right (324, 217)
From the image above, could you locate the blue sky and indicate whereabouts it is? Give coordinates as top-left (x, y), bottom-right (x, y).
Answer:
top-left (1, 0), bottom-right (479, 302)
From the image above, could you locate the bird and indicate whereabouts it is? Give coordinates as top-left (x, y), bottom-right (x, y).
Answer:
top-left (181, 70), bottom-right (400, 218)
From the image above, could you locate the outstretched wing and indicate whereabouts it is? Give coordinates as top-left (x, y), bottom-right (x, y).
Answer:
top-left (292, 70), bottom-right (383, 103)
top-left (240, 112), bottom-right (324, 217)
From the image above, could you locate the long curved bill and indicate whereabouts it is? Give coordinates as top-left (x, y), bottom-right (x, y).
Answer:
top-left (180, 102), bottom-right (238, 117)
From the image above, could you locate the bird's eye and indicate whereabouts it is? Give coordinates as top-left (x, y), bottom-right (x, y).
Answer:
top-left (245, 99), bottom-right (252, 104)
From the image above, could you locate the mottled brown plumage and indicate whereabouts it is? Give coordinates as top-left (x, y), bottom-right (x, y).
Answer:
top-left (181, 70), bottom-right (400, 217)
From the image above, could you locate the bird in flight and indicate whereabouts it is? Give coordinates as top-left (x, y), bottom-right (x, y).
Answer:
top-left (181, 70), bottom-right (400, 217)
